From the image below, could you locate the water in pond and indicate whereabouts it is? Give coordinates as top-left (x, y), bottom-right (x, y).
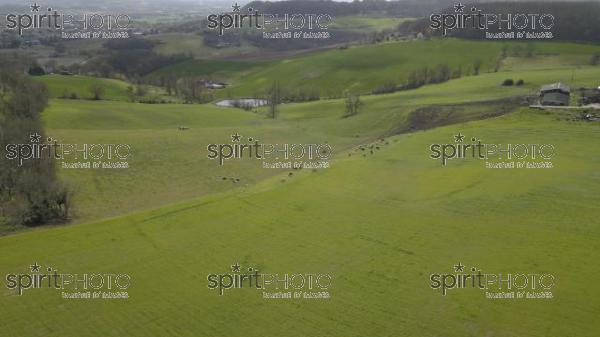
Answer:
top-left (215, 98), bottom-right (269, 108)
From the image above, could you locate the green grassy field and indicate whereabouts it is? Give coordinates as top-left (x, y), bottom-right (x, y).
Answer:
top-left (1, 38), bottom-right (600, 336)
top-left (1, 107), bottom-right (599, 336)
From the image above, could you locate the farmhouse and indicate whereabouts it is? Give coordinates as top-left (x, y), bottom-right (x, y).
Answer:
top-left (539, 82), bottom-right (570, 106)
top-left (202, 80), bottom-right (228, 89)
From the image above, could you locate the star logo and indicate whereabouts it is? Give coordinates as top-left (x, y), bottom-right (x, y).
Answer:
top-left (454, 133), bottom-right (465, 143)
top-left (30, 262), bottom-right (41, 272)
top-left (454, 3), bottom-right (465, 12)
top-left (231, 263), bottom-right (241, 272)
top-left (454, 262), bottom-right (465, 272)
top-left (30, 2), bottom-right (41, 11)
top-left (232, 3), bottom-right (241, 12)
top-left (231, 133), bottom-right (242, 142)
top-left (30, 133), bottom-right (42, 143)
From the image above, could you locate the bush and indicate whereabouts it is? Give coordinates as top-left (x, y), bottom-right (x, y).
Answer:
top-left (590, 52), bottom-right (600, 65)
top-left (8, 181), bottom-right (73, 226)
top-left (28, 66), bottom-right (45, 76)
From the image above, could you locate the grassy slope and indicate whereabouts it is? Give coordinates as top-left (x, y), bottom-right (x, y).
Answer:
top-left (1, 108), bottom-right (599, 337)
top-left (34, 74), bottom-right (179, 102)
top-left (34, 75), bottom-right (131, 100)
top-left (39, 64), bottom-right (600, 223)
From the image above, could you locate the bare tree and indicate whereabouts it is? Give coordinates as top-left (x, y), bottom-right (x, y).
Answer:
top-left (473, 59), bottom-right (482, 76)
top-left (269, 81), bottom-right (281, 119)
top-left (343, 92), bottom-right (362, 118)
top-left (89, 82), bottom-right (104, 100)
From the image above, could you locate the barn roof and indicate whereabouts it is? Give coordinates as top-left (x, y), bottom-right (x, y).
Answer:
top-left (540, 82), bottom-right (570, 93)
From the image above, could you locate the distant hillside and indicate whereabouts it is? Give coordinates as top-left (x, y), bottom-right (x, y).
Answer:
top-left (149, 38), bottom-right (600, 99)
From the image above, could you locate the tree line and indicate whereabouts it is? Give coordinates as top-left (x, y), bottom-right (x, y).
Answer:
top-left (0, 64), bottom-right (72, 229)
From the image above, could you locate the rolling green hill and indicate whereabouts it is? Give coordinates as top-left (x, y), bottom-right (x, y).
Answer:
top-left (148, 39), bottom-right (600, 98)
top-left (1, 107), bottom-right (598, 337)
top-left (34, 75), bottom-right (131, 100)
top-left (33, 75), bottom-right (177, 102)
top-left (35, 64), bottom-right (600, 224)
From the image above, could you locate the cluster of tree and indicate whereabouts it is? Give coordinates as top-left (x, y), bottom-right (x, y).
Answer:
top-left (343, 92), bottom-right (362, 118)
top-left (69, 38), bottom-right (190, 79)
top-left (372, 80), bottom-right (400, 95)
top-left (372, 63), bottom-right (465, 95)
top-left (255, 84), bottom-right (322, 104)
top-left (149, 75), bottom-right (231, 103)
top-left (281, 87), bottom-right (321, 102)
top-left (406, 64), bottom-right (450, 89)
top-left (157, 77), bottom-right (215, 103)
top-left (0, 53), bottom-right (38, 74)
top-left (179, 78), bottom-right (216, 103)
top-left (105, 39), bottom-right (189, 77)
top-left (0, 69), bottom-right (71, 228)
top-left (0, 34), bottom-right (21, 49)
